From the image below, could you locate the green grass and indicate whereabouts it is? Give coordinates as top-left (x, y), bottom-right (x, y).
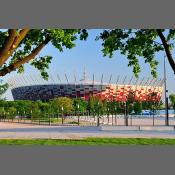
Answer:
top-left (0, 138), bottom-right (175, 145)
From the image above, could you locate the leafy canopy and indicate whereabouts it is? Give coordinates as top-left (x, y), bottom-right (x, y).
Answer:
top-left (96, 29), bottom-right (175, 77)
top-left (1, 29), bottom-right (175, 79)
top-left (0, 80), bottom-right (8, 100)
top-left (169, 94), bottom-right (175, 109)
top-left (0, 29), bottom-right (88, 79)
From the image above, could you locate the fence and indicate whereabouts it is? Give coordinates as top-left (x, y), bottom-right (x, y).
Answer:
top-left (0, 113), bottom-right (175, 126)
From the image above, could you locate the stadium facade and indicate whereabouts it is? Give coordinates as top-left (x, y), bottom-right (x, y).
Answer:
top-left (8, 71), bottom-right (164, 102)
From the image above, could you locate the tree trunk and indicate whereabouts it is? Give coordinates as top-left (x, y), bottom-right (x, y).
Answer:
top-left (157, 29), bottom-right (175, 74)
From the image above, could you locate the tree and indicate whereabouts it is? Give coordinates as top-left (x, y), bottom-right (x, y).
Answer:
top-left (87, 96), bottom-right (96, 115)
top-left (0, 80), bottom-right (8, 100)
top-left (169, 94), bottom-right (175, 117)
top-left (2, 29), bottom-right (175, 79)
top-left (96, 29), bottom-right (175, 77)
top-left (0, 29), bottom-right (88, 79)
top-left (0, 107), bottom-right (5, 118)
top-left (133, 102), bottom-right (142, 115)
top-left (12, 100), bottom-right (33, 116)
top-left (51, 97), bottom-right (73, 114)
top-left (73, 98), bottom-right (87, 114)
top-left (6, 107), bottom-right (17, 119)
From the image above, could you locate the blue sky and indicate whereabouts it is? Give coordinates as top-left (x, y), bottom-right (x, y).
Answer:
top-left (2, 29), bottom-right (175, 100)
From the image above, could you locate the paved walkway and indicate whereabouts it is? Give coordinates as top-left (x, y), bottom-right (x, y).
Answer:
top-left (0, 122), bottom-right (175, 139)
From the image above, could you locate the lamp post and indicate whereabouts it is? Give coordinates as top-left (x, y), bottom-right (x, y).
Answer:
top-left (18, 111), bottom-right (20, 123)
top-left (115, 106), bottom-right (117, 126)
top-left (130, 103), bottom-right (134, 126)
top-left (124, 102), bottom-right (128, 126)
top-left (61, 106), bottom-right (64, 125)
top-left (77, 104), bottom-right (80, 126)
top-left (31, 110), bottom-right (32, 123)
top-left (97, 101), bottom-right (100, 127)
top-left (107, 107), bottom-right (110, 124)
top-left (164, 55), bottom-right (169, 126)
top-left (152, 102), bottom-right (155, 126)
top-left (57, 109), bottom-right (59, 124)
top-left (24, 110), bottom-right (25, 123)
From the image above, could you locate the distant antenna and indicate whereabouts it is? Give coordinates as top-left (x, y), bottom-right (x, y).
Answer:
top-left (144, 77), bottom-right (150, 86)
top-left (92, 73), bottom-right (95, 96)
top-left (122, 76), bottom-right (127, 85)
top-left (116, 75), bottom-right (120, 84)
top-left (128, 76), bottom-right (133, 85)
top-left (148, 78), bottom-right (154, 86)
top-left (74, 71), bottom-right (77, 98)
top-left (108, 74), bottom-right (112, 84)
top-left (152, 78), bottom-right (158, 87)
top-left (139, 77), bottom-right (145, 86)
top-left (80, 67), bottom-right (88, 83)
top-left (30, 75), bottom-right (37, 85)
top-left (64, 73), bottom-right (69, 84)
top-left (83, 66), bottom-right (87, 81)
top-left (57, 74), bottom-right (61, 83)
top-left (50, 74), bottom-right (55, 84)
top-left (100, 74), bottom-right (103, 90)
top-left (73, 71), bottom-right (77, 83)
top-left (134, 77), bottom-right (139, 85)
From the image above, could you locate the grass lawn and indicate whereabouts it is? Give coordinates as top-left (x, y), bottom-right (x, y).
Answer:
top-left (0, 138), bottom-right (175, 145)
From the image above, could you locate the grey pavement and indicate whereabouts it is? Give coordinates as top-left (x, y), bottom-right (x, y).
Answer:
top-left (0, 122), bottom-right (175, 139)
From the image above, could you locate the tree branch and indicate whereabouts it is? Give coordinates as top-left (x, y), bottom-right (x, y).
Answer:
top-left (157, 29), bottom-right (175, 74)
top-left (0, 29), bottom-right (17, 65)
top-left (0, 29), bottom-right (30, 66)
top-left (0, 37), bottom-right (50, 76)
top-left (9, 29), bottom-right (30, 54)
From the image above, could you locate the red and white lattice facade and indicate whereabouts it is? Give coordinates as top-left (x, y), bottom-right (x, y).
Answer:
top-left (9, 72), bottom-right (164, 102)
top-left (94, 84), bottom-right (163, 102)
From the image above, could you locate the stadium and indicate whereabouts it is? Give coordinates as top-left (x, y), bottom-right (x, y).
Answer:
top-left (8, 70), bottom-right (164, 102)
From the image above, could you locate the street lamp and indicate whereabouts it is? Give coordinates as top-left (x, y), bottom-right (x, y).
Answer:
top-left (24, 110), bottom-right (26, 123)
top-left (18, 111), bottom-right (20, 123)
top-left (97, 101), bottom-right (100, 127)
top-left (130, 103), bottom-right (135, 126)
top-left (152, 102), bottom-right (155, 126)
top-left (61, 106), bottom-right (64, 125)
top-left (115, 106), bottom-right (117, 125)
top-left (31, 110), bottom-right (33, 123)
top-left (57, 109), bottom-right (59, 123)
top-left (107, 107), bottom-right (110, 124)
top-left (77, 104), bottom-right (80, 126)
top-left (124, 102), bottom-right (128, 126)
top-left (164, 54), bottom-right (169, 126)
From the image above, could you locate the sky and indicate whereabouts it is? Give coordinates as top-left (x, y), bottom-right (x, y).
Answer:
top-left (2, 29), bottom-right (175, 100)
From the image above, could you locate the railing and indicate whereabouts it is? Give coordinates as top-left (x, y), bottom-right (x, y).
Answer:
top-left (0, 114), bottom-right (175, 126)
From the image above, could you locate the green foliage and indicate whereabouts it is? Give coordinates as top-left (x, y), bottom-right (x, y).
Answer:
top-left (0, 29), bottom-right (88, 79)
top-left (6, 107), bottom-right (17, 119)
top-left (31, 56), bottom-right (52, 80)
top-left (0, 95), bottom-right (163, 120)
top-left (0, 106), bottom-right (5, 116)
top-left (96, 29), bottom-right (168, 77)
top-left (73, 98), bottom-right (88, 113)
top-left (2, 29), bottom-right (175, 79)
top-left (133, 102), bottom-right (142, 114)
top-left (51, 97), bottom-right (73, 114)
top-left (169, 94), bottom-right (175, 110)
top-left (0, 80), bottom-right (8, 100)
top-left (87, 96), bottom-right (104, 116)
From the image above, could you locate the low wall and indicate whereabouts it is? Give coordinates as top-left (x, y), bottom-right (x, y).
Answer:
top-left (100, 125), bottom-right (175, 131)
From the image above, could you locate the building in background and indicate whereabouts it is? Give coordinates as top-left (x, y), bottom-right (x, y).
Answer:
top-left (8, 70), bottom-right (164, 102)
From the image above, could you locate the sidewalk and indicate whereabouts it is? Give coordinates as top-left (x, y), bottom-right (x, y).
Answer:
top-left (0, 122), bottom-right (175, 139)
